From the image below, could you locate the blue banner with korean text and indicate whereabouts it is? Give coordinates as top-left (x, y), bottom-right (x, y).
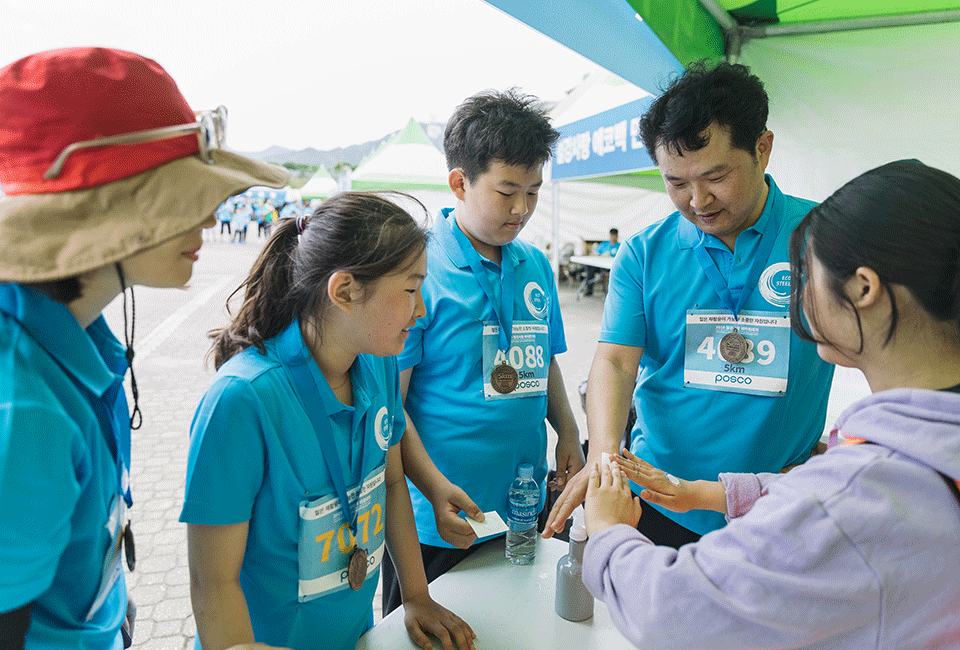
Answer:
top-left (552, 96), bottom-right (658, 180)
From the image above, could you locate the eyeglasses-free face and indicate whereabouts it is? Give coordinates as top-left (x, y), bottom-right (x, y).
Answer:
top-left (43, 105), bottom-right (228, 180)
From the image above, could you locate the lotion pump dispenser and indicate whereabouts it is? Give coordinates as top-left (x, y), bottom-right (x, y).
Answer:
top-left (555, 505), bottom-right (594, 621)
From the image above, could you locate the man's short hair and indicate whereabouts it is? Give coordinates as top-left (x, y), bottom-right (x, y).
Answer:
top-left (640, 61), bottom-right (769, 164)
top-left (609, 228), bottom-right (619, 235)
top-left (444, 88), bottom-right (559, 183)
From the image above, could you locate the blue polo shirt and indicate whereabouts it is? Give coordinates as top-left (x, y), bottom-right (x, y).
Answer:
top-left (180, 320), bottom-right (404, 650)
top-left (601, 176), bottom-right (834, 534)
top-left (398, 208), bottom-right (566, 547)
top-left (0, 283), bottom-right (130, 650)
top-left (596, 241), bottom-right (620, 256)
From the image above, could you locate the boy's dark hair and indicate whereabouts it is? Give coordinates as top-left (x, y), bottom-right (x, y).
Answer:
top-left (610, 228), bottom-right (619, 235)
top-left (640, 60), bottom-right (769, 164)
top-left (443, 87), bottom-right (559, 183)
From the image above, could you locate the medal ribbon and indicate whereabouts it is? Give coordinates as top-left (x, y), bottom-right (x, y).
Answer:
top-left (690, 206), bottom-right (780, 321)
top-left (441, 211), bottom-right (515, 352)
top-left (279, 325), bottom-right (361, 546)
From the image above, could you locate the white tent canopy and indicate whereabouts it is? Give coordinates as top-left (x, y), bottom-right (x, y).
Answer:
top-left (550, 68), bottom-right (653, 129)
top-left (299, 165), bottom-right (338, 200)
top-left (740, 21), bottom-right (960, 202)
top-left (350, 118), bottom-right (449, 191)
top-left (524, 70), bottom-right (676, 256)
top-left (520, 180), bottom-right (675, 252)
top-left (348, 117), bottom-right (453, 220)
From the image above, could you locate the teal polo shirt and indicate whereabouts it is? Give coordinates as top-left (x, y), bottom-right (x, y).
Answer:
top-left (0, 283), bottom-right (130, 650)
top-left (181, 320), bottom-right (405, 650)
top-left (596, 241), bottom-right (620, 256)
top-left (399, 208), bottom-right (566, 547)
top-left (601, 176), bottom-right (835, 534)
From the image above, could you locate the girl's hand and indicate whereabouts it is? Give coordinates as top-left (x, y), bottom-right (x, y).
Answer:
top-left (402, 593), bottom-right (476, 650)
top-left (611, 449), bottom-right (726, 514)
top-left (584, 461), bottom-right (642, 536)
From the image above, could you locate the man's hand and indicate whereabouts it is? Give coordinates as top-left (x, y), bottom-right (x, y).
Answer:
top-left (430, 482), bottom-right (483, 549)
top-left (584, 461), bottom-right (642, 536)
top-left (541, 464), bottom-right (590, 538)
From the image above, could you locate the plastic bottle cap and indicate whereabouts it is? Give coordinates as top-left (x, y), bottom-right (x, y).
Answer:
top-left (518, 463), bottom-right (534, 478)
top-left (570, 505), bottom-right (587, 542)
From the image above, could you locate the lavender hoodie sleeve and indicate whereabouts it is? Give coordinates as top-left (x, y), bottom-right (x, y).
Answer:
top-left (582, 491), bottom-right (880, 650)
top-left (719, 472), bottom-right (780, 519)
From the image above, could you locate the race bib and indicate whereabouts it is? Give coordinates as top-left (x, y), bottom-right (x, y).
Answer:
top-left (297, 465), bottom-right (387, 601)
top-left (482, 321), bottom-right (550, 401)
top-left (683, 310), bottom-right (790, 396)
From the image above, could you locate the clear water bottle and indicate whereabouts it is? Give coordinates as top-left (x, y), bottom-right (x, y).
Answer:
top-left (506, 463), bottom-right (539, 565)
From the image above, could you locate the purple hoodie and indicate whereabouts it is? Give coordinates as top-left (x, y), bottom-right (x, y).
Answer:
top-left (583, 389), bottom-right (960, 649)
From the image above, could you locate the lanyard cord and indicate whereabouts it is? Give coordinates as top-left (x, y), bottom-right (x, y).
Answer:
top-left (442, 214), bottom-right (515, 352)
top-left (115, 263), bottom-right (142, 430)
top-left (280, 343), bottom-right (359, 534)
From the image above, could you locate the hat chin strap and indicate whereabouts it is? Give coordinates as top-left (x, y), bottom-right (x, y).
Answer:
top-left (115, 262), bottom-right (142, 430)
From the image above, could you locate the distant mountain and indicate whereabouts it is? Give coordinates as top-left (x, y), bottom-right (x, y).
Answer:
top-left (235, 122), bottom-right (445, 170)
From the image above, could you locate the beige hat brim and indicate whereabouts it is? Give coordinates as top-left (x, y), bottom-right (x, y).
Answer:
top-left (0, 150), bottom-right (289, 282)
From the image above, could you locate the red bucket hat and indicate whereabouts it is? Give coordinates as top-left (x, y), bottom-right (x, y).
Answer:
top-left (0, 47), bottom-right (288, 282)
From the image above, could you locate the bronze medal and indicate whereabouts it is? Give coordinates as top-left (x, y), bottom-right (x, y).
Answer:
top-left (490, 363), bottom-right (519, 394)
top-left (719, 329), bottom-right (748, 363)
top-left (347, 546), bottom-right (368, 591)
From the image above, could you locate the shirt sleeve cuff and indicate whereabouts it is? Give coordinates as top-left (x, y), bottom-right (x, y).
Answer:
top-left (719, 472), bottom-right (764, 519)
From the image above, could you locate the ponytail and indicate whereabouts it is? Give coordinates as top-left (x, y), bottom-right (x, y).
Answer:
top-left (208, 191), bottom-right (429, 370)
top-left (208, 216), bottom-right (301, 369)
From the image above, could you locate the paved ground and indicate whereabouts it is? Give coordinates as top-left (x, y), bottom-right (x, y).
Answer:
top-left (103, 229), bottom-right (869, 649)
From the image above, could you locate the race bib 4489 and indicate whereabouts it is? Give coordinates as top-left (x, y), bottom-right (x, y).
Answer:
top-left (683, 310), bottom-right (790, 397)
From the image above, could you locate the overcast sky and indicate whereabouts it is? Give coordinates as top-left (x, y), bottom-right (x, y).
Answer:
top-left (2, 0), bottom-right (601, 152)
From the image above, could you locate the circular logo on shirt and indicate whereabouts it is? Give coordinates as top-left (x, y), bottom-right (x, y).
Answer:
top-left (374, 406), bottom-right (391, 450)
top-left (523, 282), bottom-right (550, 320)
top-left (758, 262), bottom-right (791, 308)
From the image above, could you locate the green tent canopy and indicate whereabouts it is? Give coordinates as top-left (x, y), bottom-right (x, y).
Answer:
top-left (484, 0), bottom-right (960, 203)
top-left (629, 0), bottom-right (960, 64)
top-left (484, 0), bottom-right (960, 91)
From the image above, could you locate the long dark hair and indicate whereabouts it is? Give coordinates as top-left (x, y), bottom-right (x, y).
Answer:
top-left (209, 191), bottom-right (429, 369)
top-left (790, 159), bottom-right (960, 352)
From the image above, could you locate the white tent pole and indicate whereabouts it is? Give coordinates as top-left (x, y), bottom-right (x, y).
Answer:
top-left (551, 181), bottom-right (560, 281)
